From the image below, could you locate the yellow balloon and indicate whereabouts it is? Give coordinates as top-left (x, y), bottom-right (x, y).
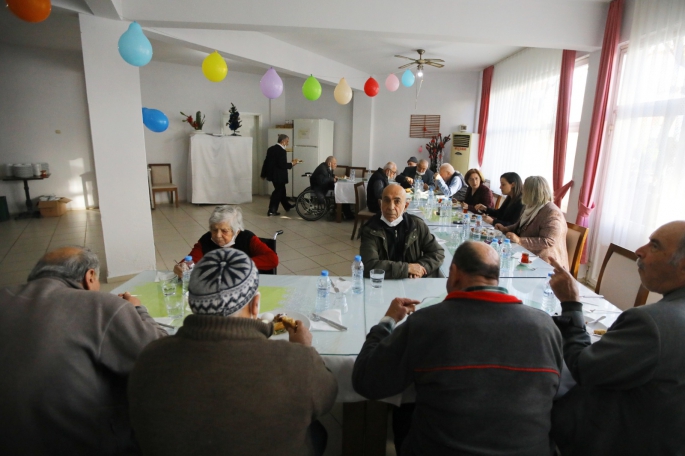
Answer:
top-left (334, 78), bottom-right (353, 105)
top-left (202, 51), bottom-right (227, 82)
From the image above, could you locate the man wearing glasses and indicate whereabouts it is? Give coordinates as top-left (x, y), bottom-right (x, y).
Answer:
top-left (367, 162), bottom-right (397, 213)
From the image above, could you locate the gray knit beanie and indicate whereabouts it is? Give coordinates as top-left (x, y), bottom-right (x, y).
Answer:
top-left (187, 249), bottom-right (259, 316)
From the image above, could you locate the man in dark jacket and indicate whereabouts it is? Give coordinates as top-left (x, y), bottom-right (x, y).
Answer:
top-left (261, 134), bottom-right (301, 216)
top-left (310, 156), bottom-right (353, 219)
top-left (549, 220), bottom-right (685, 456)
top-left (366, 161), bottom-right (397, 213)
top-left (353, 241), bottom-right (563, 455)
top-left (396, 159), bottom-right (435, 190)
top-left (360, 184), bottom-right (444, 279)
top-left (0, 247), bottom-right (167, 455)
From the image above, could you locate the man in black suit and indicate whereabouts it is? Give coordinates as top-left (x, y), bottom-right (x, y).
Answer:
top-left (396, 159), bottom-right (434, 190)
top-left (261, 134), bottom-right (300, 216)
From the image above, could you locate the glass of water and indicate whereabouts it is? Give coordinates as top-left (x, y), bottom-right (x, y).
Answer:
top-left (370, 269), bottom-right (385, 288)
top-left (349, 170), bottom-right (355, 181)
top-left (161, 278), bottom-right (177, 296)
top-left (164, 296), bottom-right (183, 319)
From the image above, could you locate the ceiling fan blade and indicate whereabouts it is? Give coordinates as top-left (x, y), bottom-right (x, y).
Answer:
top-left (424, 59), bottom-right (445, 63)
top-left (394, 55), bottom-right (417, 61)
top-left (426, 62), bottom-right (444, 68)
top-left (397, 62), bottom-right (416, 70)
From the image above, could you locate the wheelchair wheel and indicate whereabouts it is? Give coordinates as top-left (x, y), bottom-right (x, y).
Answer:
top-left (296, 188), bottom-right (328, 221)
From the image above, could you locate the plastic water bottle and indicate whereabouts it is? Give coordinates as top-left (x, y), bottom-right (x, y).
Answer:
top-left (491, 239), bottom-right (501, 256)
top-left (428, 187), bottom-right (435, 208)
top-left (181, 255), bottom-right (194, 295)
top-left (352, 256), bottom-right (364, 294)
top-left (542, 272), bottom-right (557, 314)
top-left (349, 169), bottom-right (355, 181)
top-left (472, 215), bottom-right (483, 240)
top-left (316, 270), bottom-right (331, 312)
top-left (501, 239), bottom-right (512, 271)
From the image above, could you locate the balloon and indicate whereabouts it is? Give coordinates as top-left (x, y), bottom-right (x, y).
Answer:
top-left (401, 69), bottom-right (415, 87)
top-left (118, 22), bottom-right (153, 67)
top-left (6, 0), bottom-right (51, 23)
top-left (334, 78), bottom-right (353, 105)
top-left (302, 75), bottom-right (322, 101)
top-left (260, 67), bottom-right (283, 99)
top-left (142, 108), bottom-right (169, 133)
top-left (364, 77), bottom-right (380, 97)
top-left (385, 74), bottom-right (400, 92)
top-left (202, 51), bottom-right (228, 82)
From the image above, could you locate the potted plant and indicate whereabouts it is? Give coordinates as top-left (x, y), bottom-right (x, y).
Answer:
top-left (226, 103), bottom-right (242, 136)
top-left (425, 133), bottom-right (451, 172)
top-left (181, 111), bottom-right (206, 133)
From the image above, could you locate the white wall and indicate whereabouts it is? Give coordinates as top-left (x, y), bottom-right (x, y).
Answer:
top-left (0, 43), bottom-right (96, 212)
top-left (369, 72), bottom-right (480, 169)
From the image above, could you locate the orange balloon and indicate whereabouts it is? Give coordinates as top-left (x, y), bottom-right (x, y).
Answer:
top-left (7, 0), bottom-right (52, 23)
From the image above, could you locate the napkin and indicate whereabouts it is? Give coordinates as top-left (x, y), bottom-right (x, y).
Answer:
top-left (331, 278), bottom-right (352, 294)
top-left (310, 309), bottom-right (344, 331)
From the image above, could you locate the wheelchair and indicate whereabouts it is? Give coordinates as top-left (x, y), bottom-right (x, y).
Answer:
top-left (295, 173), bottom-right (336, 221)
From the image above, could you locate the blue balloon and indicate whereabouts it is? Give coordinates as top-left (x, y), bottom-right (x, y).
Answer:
top-left (142, 107), bottom-right (169, 133)
top-left (401, 69), bottom-right (415, 87)
top-left (118, 22), bottom-right (153, 67)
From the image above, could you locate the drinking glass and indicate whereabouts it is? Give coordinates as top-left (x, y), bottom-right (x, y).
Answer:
top-left (349, 170), bottom-right (355, 181)
top-left (370, 269), bottom-right (385, 288)
top-left (164, 296), bottom-right (183, 319)
top-left (161, 278), bottom-right (177, 296)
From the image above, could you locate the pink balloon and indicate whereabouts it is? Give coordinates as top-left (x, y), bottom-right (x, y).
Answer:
top-left (385, 74), bottom-right (400, 92)
top-left (260, 67), bottom-right (283, 99)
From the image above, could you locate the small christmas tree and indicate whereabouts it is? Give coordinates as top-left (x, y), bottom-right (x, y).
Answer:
top-left (226, 103), bottom-right (242, 136)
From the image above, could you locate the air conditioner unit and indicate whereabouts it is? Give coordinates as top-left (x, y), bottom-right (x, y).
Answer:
top-left (450, 132), bottom-right (479, 174)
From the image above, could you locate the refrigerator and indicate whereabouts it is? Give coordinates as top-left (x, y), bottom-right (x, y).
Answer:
top-left (267, 128), bottom-right (293, 197)
top-left (292, 119), bottom-right (335, 196)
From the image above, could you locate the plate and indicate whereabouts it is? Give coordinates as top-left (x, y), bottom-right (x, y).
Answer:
top-left (518, 260), bottom-right (535, 269)
top-left (587, 321), bottom-right (607, 340)
top-left (260, 309), bottom-right (311, 340)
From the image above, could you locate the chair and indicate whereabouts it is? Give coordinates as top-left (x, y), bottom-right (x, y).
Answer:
top-left (258, 230), bottom-right (283, 275)
top-left (566, 222), bottom-right (589, 279)
top-left (149, 163), bottom-right (179, 208)
top-left (347, 166), bottom-right (366, 179)
top-left (334, 166), bottom-right (348, 178)
top-left (595, 243), bottom-right (649, 310)
top-left (351, 182), bottom-right (375, 240)
top-left (363, 169), bottom-right (374, 179)
top-left (491, 193), bottom-right (503, 210)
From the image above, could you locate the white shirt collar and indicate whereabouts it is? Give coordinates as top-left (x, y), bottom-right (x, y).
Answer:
top-left (278, 143), bottom-right (286, 149)
top-left (381, 214), bottom-right (404, 227)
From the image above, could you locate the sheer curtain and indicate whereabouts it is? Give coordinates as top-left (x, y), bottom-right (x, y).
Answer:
top-left (481, 48), bottom-right (562, 185)
top-left (589, 0), bottom-right (685, 281)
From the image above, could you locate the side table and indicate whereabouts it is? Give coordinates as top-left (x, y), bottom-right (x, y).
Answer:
top-left (2, 174), bottom-right (51, 219)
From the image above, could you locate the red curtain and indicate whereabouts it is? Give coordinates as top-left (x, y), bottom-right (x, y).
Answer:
top-left (552, 50), bottom-right (577, 207)
top-left (576, 0), bottom-right (624, 228)
top-left (477, 66), bottom-right (494, 167)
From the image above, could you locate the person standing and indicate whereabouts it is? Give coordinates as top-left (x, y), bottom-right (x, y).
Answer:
top-left (261, 134), bottom-right (300, 216)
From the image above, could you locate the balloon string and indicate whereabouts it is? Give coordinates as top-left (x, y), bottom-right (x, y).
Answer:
top-left (414, 77), bottom-right (424, 109)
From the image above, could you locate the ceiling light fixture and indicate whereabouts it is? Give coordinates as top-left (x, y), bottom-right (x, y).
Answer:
top-left (416, 65), bottom-right (424, 78)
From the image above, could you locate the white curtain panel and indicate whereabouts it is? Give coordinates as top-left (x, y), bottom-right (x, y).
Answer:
top-left (588, 0), bottom-right (685, 281)
top-left (481, 48), bottom-right (562, 186)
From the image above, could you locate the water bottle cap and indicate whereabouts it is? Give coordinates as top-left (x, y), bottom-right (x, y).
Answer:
top-left (503, 239), bottom-right (511, 244)
top-left (548, 272), bottom-right (554, 277)
top-left (321, 270), bottom-right (329, 276)
top-left (354, 255), bottom-right (361, 261)
top-left (185, 256), bottom-right (192, 261)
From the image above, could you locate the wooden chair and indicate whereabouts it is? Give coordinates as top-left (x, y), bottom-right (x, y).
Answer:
top-left (566, 222), bottom-right (589, 279)
top-left (595, 243), bottom-right (649, 310)
top-left (333, 166), bottom-right (348, 178)
top-left (351, 182), bottom-right (375, 240)
top-left (491, 193), bottom-right (503, 210)
top-left (148, 163), bottom-right (179, 208)
top-left (363, 169), bottom-right (374, 179)
top-left (347, 166), bottom-right (366, 179)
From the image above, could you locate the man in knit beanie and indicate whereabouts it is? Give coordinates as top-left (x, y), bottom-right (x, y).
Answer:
top-left (128, 249), bottom-right (337, 456)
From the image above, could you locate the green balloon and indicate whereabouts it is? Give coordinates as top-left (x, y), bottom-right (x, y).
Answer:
top-left (302, 75), bottom-right (322, 101)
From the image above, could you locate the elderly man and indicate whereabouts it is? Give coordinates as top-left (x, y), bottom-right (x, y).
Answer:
top-left (309, 156), bottom-right (353, 220)
top-left (434, 163), bottom-right (466, 200)
top-left (396, 158), bottom-right (435, 190)
top-left (367, 161), bottom-right (398, 213)
top-left (0, 247), bottom-right (166, 455)
top-left (261, 134), bottom-right (301, 216)
top-left (353, 241), bottom-right (563, 455)
top-left (360, 184), bottom-right (444, 279)
top-left (406, 156), bottom-right (418, 167)
top-left (549, 221), bottom-right (685, 455)
top-left (128, 249), bottom-right (337, 456)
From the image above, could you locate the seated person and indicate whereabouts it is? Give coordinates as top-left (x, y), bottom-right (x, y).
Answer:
top-left (367, 161), bottom-right (397, 213)
top-left (496, 176), bottom-right (568, 268)
top-left (396, 159), bottom-right (435, 190)
top-left (475, 172), bottom-right (524, 227)
top-left (129, 249), bottom-right (338, 456)
top-left (406, 156), bottom-right (418, 167)
top-left (462, 168), bottom-right (494, 212)
top-left (353, 241), bottom-right (562, 455)
top-left (360, 184), bottom-right (444, 279)
top-left (310, 156), bottom-right (353, 219)
top-left (434, 163), bottom-right (467, 201)
top-left (175, 205), bottom-right (277, 276)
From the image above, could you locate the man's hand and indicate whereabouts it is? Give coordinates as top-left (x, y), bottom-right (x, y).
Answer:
top-left (548, 257), bottom-right (580, 302)
top-left (385, 297), bottom-right (421, 323)
top-left (494, 223), bottom-right (506, 232)
top-left (118, 292), bottom-right (141, 307)
top-left (423, 183), bottom-right (429, 191)
top-left (287, 321), bottom-right (312, 346)
top-left (505, 232), bottom-right (521, 244)
top-left (334, 176), bottom-right (338, 183)
top-left (408, 263), bottom-right (427, 278)
top-left (291, 159), bottom-right (300, 166)
top-left (405, 177), bottom-right (414, 185)
top-left (173, 263), bottom-right (184, 279)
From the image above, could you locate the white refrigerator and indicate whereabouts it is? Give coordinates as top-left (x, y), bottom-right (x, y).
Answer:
top-left (267, 128), bottom-right (293, 197)
top-left (292, 119), bottom-right (335, 196)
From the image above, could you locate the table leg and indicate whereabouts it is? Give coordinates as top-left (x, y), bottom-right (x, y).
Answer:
top-left (336, 203), bottom-right (342, 223)
top-left (15, 179), bottom-right (40, 219)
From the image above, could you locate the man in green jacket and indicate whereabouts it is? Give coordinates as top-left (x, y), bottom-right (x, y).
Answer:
top-left (360, 184), bottom-right (444, 279)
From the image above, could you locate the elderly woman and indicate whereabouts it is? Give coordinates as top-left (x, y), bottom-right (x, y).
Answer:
top-left (174, 205), bottom-right (278, 277)
top-left (495, 176), bottom-right (569, 268)
top-left (475, 172), bottom-right (524, 226)
top-left (462, 168), bottom-right (494, 212)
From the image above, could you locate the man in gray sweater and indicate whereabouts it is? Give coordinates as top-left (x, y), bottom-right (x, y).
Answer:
top-left (353, 241), bottom-right (563, 455)
top-left (0, 246), bottom-right (167, 455)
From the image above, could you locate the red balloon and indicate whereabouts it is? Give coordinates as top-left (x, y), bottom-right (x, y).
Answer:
top-left (7, 0), bottom-right (51, 23)
top-left (364, 77), bottom-right (380, 97)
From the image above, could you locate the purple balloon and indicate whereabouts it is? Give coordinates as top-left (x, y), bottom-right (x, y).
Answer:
top-left (260, 67), bottom-right (283, 99)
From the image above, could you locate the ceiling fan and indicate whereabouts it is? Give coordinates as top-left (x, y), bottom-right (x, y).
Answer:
top-left (394, 49), bottom-right (445, 77)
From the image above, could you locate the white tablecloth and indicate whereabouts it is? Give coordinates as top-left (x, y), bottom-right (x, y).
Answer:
top-left (188, 134), bottom-right (253, 204)
top-left (334, 179), bottom-right (366, 204)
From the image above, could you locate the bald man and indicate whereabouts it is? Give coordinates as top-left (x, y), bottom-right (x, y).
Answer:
top-left (434, 163), bottom-right (467, 200)
top-left (360, 184), bottom-right (444, 279)
top-left (396, 159), bottom-right (435, 190)
top-left (0, 247), bottom-right (166, 455)
top-left (353, 241), bottom-right (562, 455)
top-left (367, 161), bottom-right (398, 213)
top-left (549, 221), bottom-right (685, 455)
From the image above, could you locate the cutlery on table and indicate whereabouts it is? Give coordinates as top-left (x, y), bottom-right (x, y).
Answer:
top-left (310, 313), bottom-right (348, 331)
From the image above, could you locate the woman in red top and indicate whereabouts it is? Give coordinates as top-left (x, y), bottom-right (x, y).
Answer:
top-left (174, 205), bottom-right (278, 277)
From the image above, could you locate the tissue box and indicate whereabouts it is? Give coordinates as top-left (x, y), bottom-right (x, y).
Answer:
top-left (37, 197), bottom-right (72, 217)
